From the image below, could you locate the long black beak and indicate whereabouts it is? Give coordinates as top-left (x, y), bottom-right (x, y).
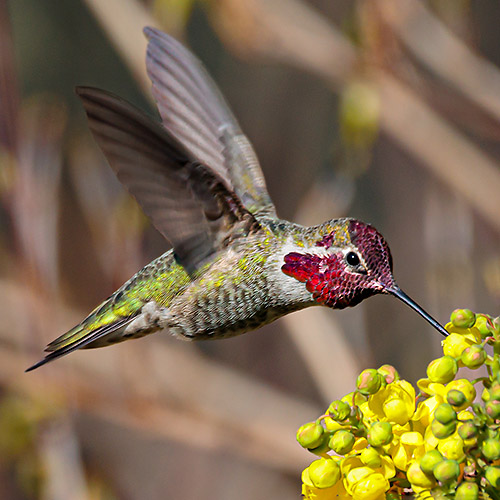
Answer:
top-left (386, 286), bottom-right (449, 337)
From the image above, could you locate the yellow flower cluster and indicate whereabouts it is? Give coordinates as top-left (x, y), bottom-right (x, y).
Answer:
top-left (298, 310), bottom-right (500, 499)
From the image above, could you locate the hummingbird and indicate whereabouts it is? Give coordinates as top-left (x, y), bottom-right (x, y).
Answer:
top-left (27, 27), bottom-right (448, 372)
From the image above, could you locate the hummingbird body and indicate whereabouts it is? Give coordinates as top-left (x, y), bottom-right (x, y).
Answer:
top-left (27, 28), bottom-right (448, 371)
top-left (51, 218), bottom-right (355, 350)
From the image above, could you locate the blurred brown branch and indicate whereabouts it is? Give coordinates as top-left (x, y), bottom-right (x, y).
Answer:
top-left (378, 0), bottom-right (500, 125)
top-left (82, 0), bottom-right (157, 94)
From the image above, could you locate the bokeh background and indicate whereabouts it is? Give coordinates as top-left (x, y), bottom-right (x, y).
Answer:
top-left (1, 0), bottom-right (500, 498)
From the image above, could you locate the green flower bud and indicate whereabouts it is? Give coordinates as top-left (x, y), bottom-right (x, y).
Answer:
top-left (360, 446), bottom-right (381, 467)
top-left (308, 458), bottom-right (340, 488)
top-left (296, 421), bottom-right (324, 449)
top-left (482, 438), bottom-right (500, 461)
top-left (451, 309), bottom-right (476, 329)
top-left (327, 400), bottom-right (350, 421)
top-left (461, 344), bottom-right (487, 369)
top-left (447, 389), bottom-right (467, 408)
top-left (455, 482), bottom-right (479, 500)
top-left (419, 449), bottom-right (444, 475)
top-left (490, 382), bottom-right (500, 401)
top-left (458, 422), bottom-right (477, 440)
top-left (308, 440), bottom-right (331, 456)
top-left (356, 369), bottom-right (383, 395)
top-left (378, 364), bottom-right (399, 384)
top-left (485, 466), bottom-right (500, 488)
top-left (493, 316), bottom-right (500, 336)
top-left (486, 400), bottom-right (500, 420)
top-left (427, 356), bottom-right (458, 384)
top-left (328, 430), bottom-right (355, 455)
top-left (475, 314), bottom-right (493, 338)
top-left (433, 459), bottom-right (460, 483)
top-left (434, 403), bottom-right (457, 425)
top-left (431, 418), bottom-right (457, 439)
top-left (367, 422), bottom-right (393, 447)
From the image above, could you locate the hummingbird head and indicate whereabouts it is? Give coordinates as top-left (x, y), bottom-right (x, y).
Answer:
top-left (282, 219), bottom-right (449, 337)
top-left (282, 220), bottom-right (395, 309)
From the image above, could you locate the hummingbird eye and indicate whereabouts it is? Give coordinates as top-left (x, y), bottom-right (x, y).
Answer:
top-left (346, 251), bottom-right (361, 267)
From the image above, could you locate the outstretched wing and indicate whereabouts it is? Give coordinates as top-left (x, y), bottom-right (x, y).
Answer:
top-left (76, 87), bottom-right (260, 274)
top-left (144, 26), bottom-right (275, 217)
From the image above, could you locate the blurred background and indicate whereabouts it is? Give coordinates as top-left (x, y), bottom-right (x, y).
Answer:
top-left (1, 0), bottom-right (500, 498)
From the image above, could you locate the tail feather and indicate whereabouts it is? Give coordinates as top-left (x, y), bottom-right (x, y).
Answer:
top-left (26, 317), bottom-right (134, 372)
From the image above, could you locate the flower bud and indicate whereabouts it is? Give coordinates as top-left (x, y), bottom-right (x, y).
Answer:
top-left (356, 369), bottom-right (383, 395)
top-left (308, 440), bottom-right (331, 456)
top-left (327, 400), bottom-right (350, 421)
top-left (475, 314), bottom-right (493, 338)
top-left (490, 382), bottom-right (500, 401)
top-left (427, 356), bottom-right (458, 384)
top-left (308, 458), bottom-right (340, 488)
top-left (486, 400), bottom-right (500, 420)
top-left (328, 430), bottom-right (355, 455)
top-left (378, 364), bottom-right (399, 384)
top-left (367, 422), bottom-right (393, 447)
top-left (455, 482), bottom-right (479, 500)
top-left (431, 418), bottom-right (457, 439)
top-left (451, 309), bottom-right (476, 329)
top-left (482, 438), bottom-right (500, 461)
top-left (485, 466), bottom-right (500, 488)
top-left (434, 403), bottom-right (457, 425)
top-left (433, 459), bottom-right (460, 483)
top-left (447, 390), bottom-right (467, 408)
top-left (458, 422), bottom-right (477, 440)
top-left (438, 436), bottom-right (465, 461)
top-left (446, 380), bottom-right (476, 410)
top-left (407, 461), bottom-right (436, 490)
top-left (461, 344), bottom-right (487, 369)
top-left (296, 421), bottom-right (324, 449)
top-left (419, 449), bottom-right (443, 475)
top-left (360, 446), bottom-right (381, 468)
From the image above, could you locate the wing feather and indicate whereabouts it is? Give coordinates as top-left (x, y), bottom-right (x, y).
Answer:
top-left (76, 86), bottom-right (260, 273)
top-left (144, 27), bottom-right (275, 215)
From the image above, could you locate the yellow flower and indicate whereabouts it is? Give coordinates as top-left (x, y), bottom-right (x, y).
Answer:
top-left (351, 473), bottom-right (388, 500)
top-left (323, 417), bottom-right (344, 433)
top-left (411, 395), bottom-right (443, 434)
top-left (342, 455), bottom-right (395, 484)
top-left (442, 326), bottom-right (481, 358)
top-left (445, 379), bottom-right (476, 411)
top-left (437, 434), bottom-right (465, 461)
top-left (342, 461), bottom-right (390, 500)
top-left (361, 380), bottom-right (415, 425)
top-left (416, 378), bottom-right (446, 397)
top-left (406, 460), bottom-right (436, 493)
top-left (390, 431), bottom-right (426, 471)
top-left (351, 437), bottom-right (368, 454)
top-left (457, 409), bottom-right (474, 421)
top-left (302, 465), bottom-right (350, 499)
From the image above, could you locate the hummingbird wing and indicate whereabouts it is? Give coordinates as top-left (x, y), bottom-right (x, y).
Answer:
top-left (144, 27), bottom-right (276, 217)
top-left (76, 86), bottom-right (261, 274)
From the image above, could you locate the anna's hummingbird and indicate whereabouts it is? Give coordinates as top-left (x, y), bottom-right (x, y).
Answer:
top-left (27, 27), bottom-right (448, 371)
